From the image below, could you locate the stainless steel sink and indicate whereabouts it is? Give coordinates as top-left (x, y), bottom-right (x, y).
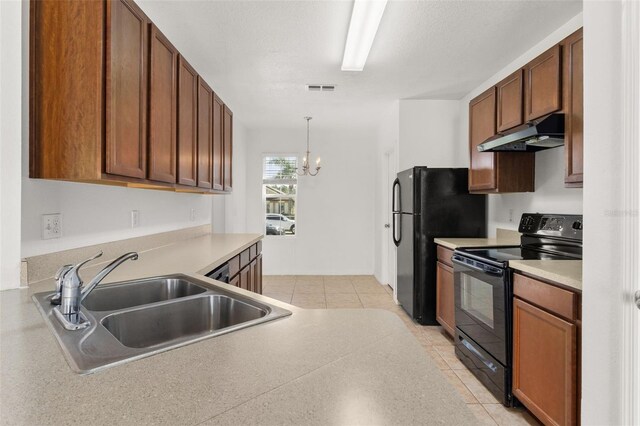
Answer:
top-left (32, 274), bottom-right (291, 374)
top-left (102, 295), bottom-right (267, 349)
top-left (82, 277), bottom-right (207, 311)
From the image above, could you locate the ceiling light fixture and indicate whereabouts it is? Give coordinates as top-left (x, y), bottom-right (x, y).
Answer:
top-left (297, 117), bottom-right (321, 177)
top-left (341, 0), bottom-right (388, 71)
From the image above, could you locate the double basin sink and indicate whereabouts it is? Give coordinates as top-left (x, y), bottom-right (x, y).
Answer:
top-left (33, 274), bottom-right (291, 374)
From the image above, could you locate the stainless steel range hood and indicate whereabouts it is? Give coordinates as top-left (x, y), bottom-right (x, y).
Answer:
top-left (477, 113), bottom-right (565, 152)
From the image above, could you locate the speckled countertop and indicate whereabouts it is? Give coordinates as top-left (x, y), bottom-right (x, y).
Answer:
top-left (0, 234), bottom-right (477, 425)
top-left (509, 260), bottom-right (582, 292)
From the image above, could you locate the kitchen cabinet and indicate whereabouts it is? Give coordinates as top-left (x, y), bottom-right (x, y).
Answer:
top-left (223, 106), bottom-right (234, 192)
top-left (30, 0), bottom-right (235, 194)
top-left (148, 25), bottom-right (178, 184)
top-left (105, 0), bottom-right (149, 180)
top-left (177, 56), bottom-right (198, 187)
top-left (213, 242), bottom-right (263, 294)
top-left (562, 28), bottom-right (583, 188)
top-left (512, 273), bottom-right (580, 426)
top-left (197, 78), bottom-right (213, 189)
top-left (212, 95), bottom-right (225, 191)
top-left (496, 69), bottom-right (524, 132)
top-left (435, 245), bottom-right (455, 337)
top-left (524, 45), bottom-right (562, 121)
top-left (468, 88), bottom-right (535, 193)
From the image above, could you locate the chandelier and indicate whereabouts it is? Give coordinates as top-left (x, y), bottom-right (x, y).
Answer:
top-left (297, 117), bottom-right (321, 176)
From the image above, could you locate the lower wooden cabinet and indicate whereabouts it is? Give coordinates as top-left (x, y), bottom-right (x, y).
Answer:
top-left (435, 245), bottom-right (455, 337)
top-left (436, 261), bottom-right (455, 337)
top-left (513, 273), bottom-right (579, 426)
top-left (224, 242), bottom-right (262, 295)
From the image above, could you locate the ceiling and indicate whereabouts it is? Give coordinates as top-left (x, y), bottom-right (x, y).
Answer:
top-left (139, 0), bottom-right (582, 130)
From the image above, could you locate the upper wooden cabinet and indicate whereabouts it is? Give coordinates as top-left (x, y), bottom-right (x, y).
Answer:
top-left (469, 88), bottom-right (497, 191)
top-left (469, 87), bottom-right (535, 193)
top-left (197, 78), bottom-right (213, 189)
top-left (105, 0), bottom-right (149, 180)
top-left (562, 29), bottom-right (583, 188)
top-left (30, 0), bottom-right (234, 194)
top-left (177, 56), bottom-right (198, 187)
top-left (212, 94), bottom-right (224, 191)
top-left (497, 69), bottom-right (524, 132)
top-left (223, 106), bottom-right (234, 192)
top-left (148, 25), bottom-right (178, 184)
top-left (524, 44), bottom-right (562, 121)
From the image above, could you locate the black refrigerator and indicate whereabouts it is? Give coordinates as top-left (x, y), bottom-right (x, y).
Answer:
top-left (393, 167), bottom-right (486, 325)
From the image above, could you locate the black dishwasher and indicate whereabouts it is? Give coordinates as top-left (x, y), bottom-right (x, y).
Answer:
top-left (206, 263), bottom-right (230, 283)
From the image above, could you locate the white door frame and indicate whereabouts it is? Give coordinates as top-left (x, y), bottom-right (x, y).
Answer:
top-left (619, 1), bottom-right (639, 422)
top-left (383, 148), bottom-right (397, 300)
top-left (582, 1), bottom-right (639, 424)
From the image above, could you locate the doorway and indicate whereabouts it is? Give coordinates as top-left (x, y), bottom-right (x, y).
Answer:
top-left (383, 150), bottom-right (397, 300)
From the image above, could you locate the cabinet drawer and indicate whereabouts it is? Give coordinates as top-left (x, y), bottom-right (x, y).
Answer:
top-left (227, 255), bottom-right (240, 278)
top-left (437, 245), bottom-right (454, 267)
top-left (250, 243), bottom-right (257, 260)
top-left (513, 273), bottom-right (578, 321)
top-left (240, 248), bottom-right (251, 269)
top-left (257, 240), bottom-right (262, 255)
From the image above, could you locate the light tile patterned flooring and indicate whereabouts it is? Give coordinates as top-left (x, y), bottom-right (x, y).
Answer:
top-left (263, 275), bottom-right (540, 426)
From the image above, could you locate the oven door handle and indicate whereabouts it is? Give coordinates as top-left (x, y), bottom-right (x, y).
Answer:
top-left (452, 255), bottom-right (504, 277)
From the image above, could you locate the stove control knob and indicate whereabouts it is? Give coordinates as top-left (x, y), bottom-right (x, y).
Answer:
top-left (572, 220), bottom-right (583, 231)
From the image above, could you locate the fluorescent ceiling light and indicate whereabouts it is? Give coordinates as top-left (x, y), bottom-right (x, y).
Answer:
top-left (341, 0), bottom-right (388, 71)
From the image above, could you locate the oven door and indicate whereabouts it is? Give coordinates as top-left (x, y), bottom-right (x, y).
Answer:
top-left (452, 254), bottom-right (509, 365)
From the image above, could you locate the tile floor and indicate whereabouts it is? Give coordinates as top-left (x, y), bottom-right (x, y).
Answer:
top-left (263, 275), bottom-right (540, 426)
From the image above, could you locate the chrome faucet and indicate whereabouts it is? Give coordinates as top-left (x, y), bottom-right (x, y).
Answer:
top-left (53, 251), bottom-right (138, 329)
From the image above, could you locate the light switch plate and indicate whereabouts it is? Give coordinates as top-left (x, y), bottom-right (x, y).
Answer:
top-left (42, 214), bottom-right (62, 239)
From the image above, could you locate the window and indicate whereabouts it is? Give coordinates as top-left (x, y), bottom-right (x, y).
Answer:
top-left (263, 155), bottom-right (297, 236)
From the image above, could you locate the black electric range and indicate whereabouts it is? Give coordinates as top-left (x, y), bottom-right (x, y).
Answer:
top-left (451, 213), bottom-right (583, 406)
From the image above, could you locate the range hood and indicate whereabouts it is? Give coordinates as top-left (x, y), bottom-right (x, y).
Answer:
top-left (477, 113), bottom-right (565, 152)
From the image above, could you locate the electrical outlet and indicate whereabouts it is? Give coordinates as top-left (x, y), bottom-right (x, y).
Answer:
top-left (508, 209), bottom-right (514, 223)
top-left (190, 208), bottom-right (196, 222)
top-left (42, 214), bottom-right (62, 239)
top-left (131, 210), bottom-right (140, 228)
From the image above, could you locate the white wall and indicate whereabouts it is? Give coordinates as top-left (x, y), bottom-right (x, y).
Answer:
top-left (459, 13), bottom-right (584, 235)
top-left (0, 0), bottom-right (24, 290)
top-left (224, 121), bottom-right (248, 233)
top-left (399, 100), bottom-right (465, 170)
top-left (245, 127), bottom-right (375, 275)
top-left (374, 101), bottom-right (399, 285)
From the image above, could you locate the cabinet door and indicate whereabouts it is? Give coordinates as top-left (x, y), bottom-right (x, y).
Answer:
top-left (105, 0), bottom-right (148, 179)
top-left (524, 44), bottom-right (562, 121)
top-left (436, 261), bottom-right (455, 337)
top-left (212, 95), bottom-right (224, 191)
top-left (239, 265), bottom-right (251, 291)
top-left (248, 259), bottom-right (257, 292)
top-left (148, 25), bottom-right (177, 183)
top-left (255, 254), bottom-right (263, 294)
top-left (230, 274), bottom-right (240, 288)
top-left (513, 297), bottom-right (577, 426)
top-left (497, 69), bottom-right (524, 132)
top-left (563, 29), bottom-right (583, 187)
top-left (223, 105), bottom-right (233, 192)
top-left (468, 87), bottom-right (497, 191)
top-left (177, 57), bottom-right (198, 187)
top-left (196, 77), bottom-right (213, 189)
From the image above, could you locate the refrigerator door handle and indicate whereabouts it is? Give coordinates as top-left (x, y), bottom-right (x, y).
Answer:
top-left (392, 178), bottom-right (401, 213)
top-left (393, 212), bottom-right (402, 247)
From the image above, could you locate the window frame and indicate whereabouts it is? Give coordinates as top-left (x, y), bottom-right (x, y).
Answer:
top-left (262, 153), bottom-right (298, 239)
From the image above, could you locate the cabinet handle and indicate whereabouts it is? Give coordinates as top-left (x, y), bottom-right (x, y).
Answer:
top-left (635, 291), bottom-right (640, 310)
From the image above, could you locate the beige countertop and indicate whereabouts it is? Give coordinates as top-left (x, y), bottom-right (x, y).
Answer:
top-left (0, 234), bottom-right (477, 425)
top-left (509, 260), bottom-right (582, 292)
